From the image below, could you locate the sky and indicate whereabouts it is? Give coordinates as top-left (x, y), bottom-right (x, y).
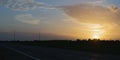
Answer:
top-left (0, 0), bottom-right (120, 40)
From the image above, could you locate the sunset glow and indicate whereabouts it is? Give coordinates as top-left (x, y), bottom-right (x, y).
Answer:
top-left (0, 0), bottom-right (120, 40)
top-left (93, 34), bottom-right (100, 39)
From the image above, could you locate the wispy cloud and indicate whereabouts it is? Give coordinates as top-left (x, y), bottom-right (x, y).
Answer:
top-left (61, 3), bottom-right (120, 25)
top-left (59, 3), bottom-right (120, 37)
top-left (88, 0), bottom-right (106, 4)
top-left (0, 0), bottom-right (45, 11)
top-left (15, 14), bottom-right (40, 25)
top-left (109, 5), bottom-right (119, 13)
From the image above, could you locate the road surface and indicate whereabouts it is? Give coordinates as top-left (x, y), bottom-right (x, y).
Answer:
top-left (0, 44), bottom-right (120, 60)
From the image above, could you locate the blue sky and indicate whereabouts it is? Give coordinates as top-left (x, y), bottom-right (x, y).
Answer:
top-left (0, 0), bottom-right (120, 40)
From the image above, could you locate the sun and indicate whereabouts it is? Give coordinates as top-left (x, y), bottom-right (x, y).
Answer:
top-left (93, 34), bottom-right (100, 39)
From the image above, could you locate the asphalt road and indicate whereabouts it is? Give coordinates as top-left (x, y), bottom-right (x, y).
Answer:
top-left (0, 44), bottom-right (120, 60)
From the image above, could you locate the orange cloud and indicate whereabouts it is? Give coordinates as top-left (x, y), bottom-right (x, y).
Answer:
top-left (61, 3), bottom-right (120, 24)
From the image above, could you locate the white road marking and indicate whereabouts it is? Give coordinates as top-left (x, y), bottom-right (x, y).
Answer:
top-left (4, 46), bottom-right (40, 60)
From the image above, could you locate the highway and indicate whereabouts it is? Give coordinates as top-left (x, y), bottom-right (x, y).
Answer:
top-left (0, 44), bottom-right (120, 60)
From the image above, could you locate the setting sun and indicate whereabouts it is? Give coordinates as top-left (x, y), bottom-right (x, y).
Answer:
top-left (93, 34), bottom-right (100, 39)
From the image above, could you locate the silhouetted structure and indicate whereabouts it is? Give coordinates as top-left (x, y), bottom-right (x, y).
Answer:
top-left (38, 32), bottom-right (40, 40)
top-left (13, 30), bottom-right (16, 40)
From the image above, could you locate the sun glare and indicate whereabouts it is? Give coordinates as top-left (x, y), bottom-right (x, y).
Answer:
top-left (90, 24), bottom-right (105, 39)
top-left (93, 34), bottom-right (100, 39)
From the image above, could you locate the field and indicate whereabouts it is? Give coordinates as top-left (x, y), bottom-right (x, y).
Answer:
top-left (1, 39), bottom-right (120, 54)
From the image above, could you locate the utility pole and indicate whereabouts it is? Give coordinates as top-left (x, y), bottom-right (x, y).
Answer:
top-left (13, 30), bottom-right (16, 40)
top-left (38, 32), bottom-right (40, 40)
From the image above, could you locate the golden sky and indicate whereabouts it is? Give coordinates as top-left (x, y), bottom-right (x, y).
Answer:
top-left (1, 0), bottom-right (120, 40)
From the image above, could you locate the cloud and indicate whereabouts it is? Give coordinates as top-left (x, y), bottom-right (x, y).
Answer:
top-left (109, 5), bottom-right (119, 13)
top-left (15, 14), bottom-right (40, 25)
top-left (61, 3), bottom-right (120, 25)
top-left (95, 0), bottom-right (106, 1)
top-left (0, 0), bottom-right (45, 11)
top-left (60, 3), bottom-right (120, 39)
top-left (88, 0), bottom-right (106, 4)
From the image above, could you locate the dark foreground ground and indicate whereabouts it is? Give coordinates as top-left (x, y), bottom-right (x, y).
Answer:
top-left (0, 41), bottom-right (120, 60)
